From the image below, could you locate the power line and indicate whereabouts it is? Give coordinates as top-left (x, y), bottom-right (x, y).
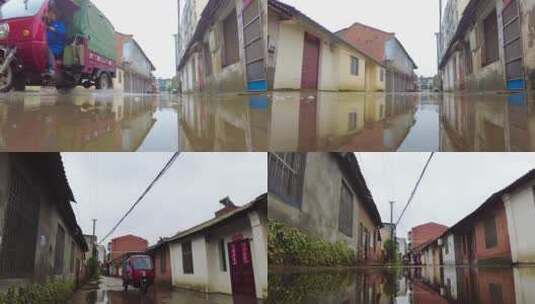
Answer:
top-left (396, 152), bottom-right (435, 226)
top-left (99, 152), bottom-right (181, 244)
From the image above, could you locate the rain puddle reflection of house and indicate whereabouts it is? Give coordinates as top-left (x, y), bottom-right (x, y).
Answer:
top-left (268, 266), bottom-right (535, 304)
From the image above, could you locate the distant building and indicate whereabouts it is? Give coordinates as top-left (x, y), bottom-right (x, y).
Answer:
top-left (108, 234), bottom-right (149, 276)
top-left (268, 0), bottom-right (386, 92)
top-left (337, 22), bottom-right (418, 92)
top-left (408, 222), bottom-right (448, 251)
top-left (397, 237), bottom-right (408, 257)
top-left (439, 0), bottom-right (535, 92)
top-left (418, 76), bottom-right (435, 91)
top-left (0, 154), bottom-right (88, 289)
top-left (269, 153), bottom-right (383, 264)
top-left (115, 32), bottom-right (157, 94)
top-left (96, 245), bottom-right (106, 266)
top-left (153, 194), bottom-right (267, 299)
top-left (178, 0), bottom-right (268, 93)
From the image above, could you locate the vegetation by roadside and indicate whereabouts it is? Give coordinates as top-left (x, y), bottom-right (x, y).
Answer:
top-left (269, 221), bottom-right (357, 267)
top-left (0, 280), bottom-right (75, 304)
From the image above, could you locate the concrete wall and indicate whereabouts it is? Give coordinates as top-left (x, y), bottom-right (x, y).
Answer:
top-left (153, 245), bottom-right (172, 287)
top-left (504, 182), bottom-right (535, 264)
top-left (180, 0), bottom-right (249, 94)
top-left (385, 38), bottom-right (414, 76)
top-left (169, 210), bottom-right (267, 299)
top-left (271, 20), bottom-right (379, 92)
top-left (520, 0), bottom-right (535, 90)
top-left (441, 0), bottom-right (508, 92)
top-left (442, 234), bottom-right (456, 265)
top-left (269, 153), bottom-right (364, 251)
top-left (514, 267), bottom-right (535, 304)
top-left (0, 154), bottom-right (8, 251)
top-left (123, 40), bottom-right (153, 78)
top-left (170, 237), bottom-right (209, 292)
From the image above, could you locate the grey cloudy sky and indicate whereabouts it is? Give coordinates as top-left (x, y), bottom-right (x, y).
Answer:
top-left (62, 153), bottom-right (267, 246)
top-left (281, 0), bottom-right (443, 77)
top-left (91, 0), bottom-right (178, 78)
top-left (358, 153), bottom-right (535, 238)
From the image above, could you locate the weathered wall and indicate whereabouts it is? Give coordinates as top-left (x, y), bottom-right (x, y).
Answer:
top-left (473, 201), bottom-right (512, 264)
top-left (153, 245), bottom-right (172, 287)
top-left (520, 0), bottom-right (535, 90)
top-left (123, 40), bottom-right (153, 78)
top-left (442, 234), bottom-right (457, 265)
top-left (385, 38), bottom-right (415, 76)
top-left (268, 153), bottom-right (362, 250)
top-left (0, 154), bottom-right (8, 252)
top-left (503, 181), bottom-right (535, 264)
top-left (514, 267), bottom-right (535, 304)
top-left (180, 0), bottom-right (248, 94)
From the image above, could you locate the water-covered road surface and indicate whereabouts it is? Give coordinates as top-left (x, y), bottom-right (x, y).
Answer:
top-left (1, 91), bottom-right (534, 151)
top-left (268, 266), bottom-right (535, 303)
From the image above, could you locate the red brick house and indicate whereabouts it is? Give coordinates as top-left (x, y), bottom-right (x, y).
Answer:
top-left (146, 240), bottom-right (172, 287)
top-left (336, 22), bottom-right (418, 92)
top-left (108, 234), bottom-right (148, 276)
top-left (409, 222), bottom-right (448, 250)
top-left (451, 196), bottom-right (512, 265)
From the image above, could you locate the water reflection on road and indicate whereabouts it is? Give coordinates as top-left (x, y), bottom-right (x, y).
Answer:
top-left (2, 92), bottom-right (535, 151)
top-left (71, 276), bottom-right (261, 304)
top-left (268, 266), bottom-right (535, 304)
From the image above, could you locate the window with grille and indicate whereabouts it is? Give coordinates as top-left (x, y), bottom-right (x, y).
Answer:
top-left (484, 215), bottom-right (498, 249)
top-left (351, 56), bottom-right (359, 76)
top-left (54, 225), bottom-right (66, 275)
top-left (348, 112), bottom-right (358, 131)
top-left (483, 10), bottom-right (499, 66)
top-left (182, 241), bottom-right (194, 274)
top-left (222, 10), bottom-right (240, 67)
top-left (268, 153), bottom-right (306, 209)
top-left (338, 182), bottom-right (354, 237)
top-left (219, 239), bottom-right (227, 272)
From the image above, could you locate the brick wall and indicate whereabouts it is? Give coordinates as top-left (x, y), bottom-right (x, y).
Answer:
top-left (109, 235), bottom-right (148, 262)
top-left (409, 223), bottom-right (448, 249)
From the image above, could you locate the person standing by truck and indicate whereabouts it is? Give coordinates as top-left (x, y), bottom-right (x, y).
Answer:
top-left (44, 6), bottom-right (66, 77)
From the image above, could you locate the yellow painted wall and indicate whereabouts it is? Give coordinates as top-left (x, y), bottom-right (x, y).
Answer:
top-left (335, 47), bottom-right (366, 91)
top-left (365, 63), bottom-right (385, 92)
top-left (273, 21), bottom-right (304, 90)
top-left (318, 42), bottom-right (338, 90)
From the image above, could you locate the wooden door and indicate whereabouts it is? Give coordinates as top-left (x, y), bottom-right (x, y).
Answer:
top-left (301, 33), bottom-right (320, 90)
top-left (502, 0), bottom-right (525, 90)
top-left (228, 239), bottom-right (256, 298)
top-left (242, 0), bottom-right (267, 92)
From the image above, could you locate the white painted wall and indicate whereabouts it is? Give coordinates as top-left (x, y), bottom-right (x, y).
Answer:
top-left (169, 237), bottom-right (209, 292)
top-left (504, 184), bottom-right (535, 264)
top-left (514, 267), bottom-right (535, 304)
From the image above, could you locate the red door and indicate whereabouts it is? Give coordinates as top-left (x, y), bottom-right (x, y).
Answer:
top-left (228, 239), bottom-right (256, 298)
top-left (301, 33), bottom-right (320, 90)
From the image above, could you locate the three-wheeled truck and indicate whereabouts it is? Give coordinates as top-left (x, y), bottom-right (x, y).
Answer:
top-left (0, 0), bottom-right (117, 92)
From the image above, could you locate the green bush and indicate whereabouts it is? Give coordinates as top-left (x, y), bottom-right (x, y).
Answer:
top-left (87, 256), bottom-right (100, 280)
top-left (0, 280), bottom-right (75, 304)
top-left (269, 221), bottom-right (357, 267)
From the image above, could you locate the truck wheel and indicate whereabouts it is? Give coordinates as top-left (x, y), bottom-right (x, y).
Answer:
top-left (96, 73), bottom-right (110, 90)
top-left (13, 73), bottom-right (25, 92)
top-left (0, 65), bottom-right (13, 92)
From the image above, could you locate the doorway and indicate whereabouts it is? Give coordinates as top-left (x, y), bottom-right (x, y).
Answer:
top-left (502, 0), bottom-right (525, 90)
top-left (301, 33), bottom-right (320, 90)
top-left (228, 239), bottom-right (257, 298)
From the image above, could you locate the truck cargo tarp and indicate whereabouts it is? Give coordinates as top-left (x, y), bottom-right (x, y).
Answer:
top-left (71, 0), bottom-right (116, 61)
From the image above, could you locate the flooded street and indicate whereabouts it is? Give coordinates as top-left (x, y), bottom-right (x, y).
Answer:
top-left (1, 91), bottom-right (535, 151)
top-left (268, 266), bottom-right (535, 304)
top-left (71, 276), bottom-right (262, 304)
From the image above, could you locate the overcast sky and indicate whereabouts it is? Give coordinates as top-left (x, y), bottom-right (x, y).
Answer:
top-left (358, 153), bottom-right (535, 238)
top-left (282, 0), bottom-right (443, 77)
top-left (62, 153), bottom-right (267, 246)
top-left (91, 0), bottom-right (178, 78)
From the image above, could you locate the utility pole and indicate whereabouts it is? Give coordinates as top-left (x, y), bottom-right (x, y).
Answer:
top-left (92, 219), bottom-right (97, 258)
top-left (390, 201), bottom-right (395, 262)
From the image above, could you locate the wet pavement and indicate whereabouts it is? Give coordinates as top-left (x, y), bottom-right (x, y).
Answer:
top-left (2, 91), bottom-right (535, 152)
top-left (71, 276), bottom-right (262, 304)
top-left (268, 266), bottom-right (535, 303)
